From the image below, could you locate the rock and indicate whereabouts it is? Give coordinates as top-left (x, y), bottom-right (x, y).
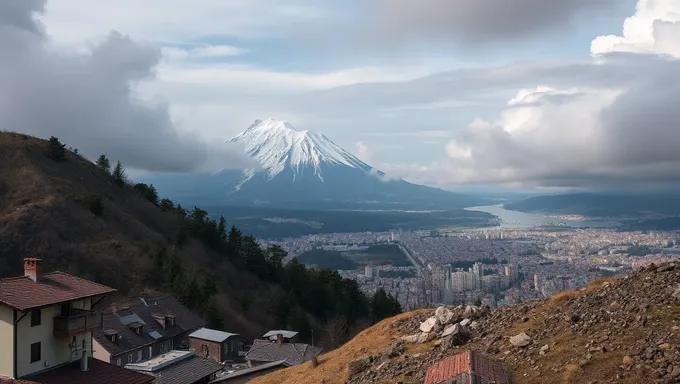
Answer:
top-left (441, 324), bottom-right (456, 338)
top-left (622, 356), bottom-right (634, 366)
top-left (420, 316), bottom-right (439, 333)
top-left (435, 306), bottom-right (455, 325)
top-left (441, 324), bottom-right (471, 350)
top-left (460, 318), bottom-right (471, 327)
top-left (539, 344), bottom-right (550, 355)
top-left (417, 332), bottom-right (434, 344)
top-left (671, 366), bottom-right (680, 378)
top-left (348, 358), bottom-right (371, 378)
top-left (401, 334), bottom-right (419, 343)
top-left (510, 332), bottom-right (532, 348)
top-left (570, 313), bottom-right (581, 323)
top-left (385, 342), bottom-right (404, 358)
top-left (658, 264), bottom-right (675, 272)
top-left (609, 301), bottom-right (622, 310)
top-left (470, 321), bottom-right (479, 330)
top-left (672, 285), bottom-right (680, 299)
top-left (463, 305), bottom-right (480, 317)
top-left (658, 343), bottom-right (671, 350)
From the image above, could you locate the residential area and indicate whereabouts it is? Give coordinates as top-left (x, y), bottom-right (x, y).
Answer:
top-left (0, 258), bottom-right (322, 384)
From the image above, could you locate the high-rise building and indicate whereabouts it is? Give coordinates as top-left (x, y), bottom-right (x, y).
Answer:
top-left (365, 265), bottom-right (375, 278)
top-left (444, 264), bottom-right (452, 291)
top-left (534, 273), bottom-right (541, 292)
top-left (504, 265), bottom-right (518, 281)
top-left (472, 262), bottom-right (483, 289)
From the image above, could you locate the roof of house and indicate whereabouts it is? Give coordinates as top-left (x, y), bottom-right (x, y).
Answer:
top-left (0, 272), bottom-right (116, 311)
top-left (145, 356), bottom-right (224, 384)
top-left (189, 328), bottom-right (239, 343)
top-left (261, 330), bottom-right (298, 340)
top-left (245, 339), bottom-right (322, 366)
top-left (25, 358), bottom-right (154, 384)
top-left (0, 378), bottom-right (40, 384)
top-left (209, 360), bottom-right (289, 383)
top-left (424, 350), bottom-right (512, 384)
top-left (92, 293), bottom-right (206, 356)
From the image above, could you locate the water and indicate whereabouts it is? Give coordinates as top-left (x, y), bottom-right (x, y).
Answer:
top-left (464, 204), bottom-right (621, 230)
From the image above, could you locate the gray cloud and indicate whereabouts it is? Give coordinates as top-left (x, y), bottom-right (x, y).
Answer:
top-left (366, 0), bottom-right (632, 46)
top-left (0, 0), bottom-right (253, 172)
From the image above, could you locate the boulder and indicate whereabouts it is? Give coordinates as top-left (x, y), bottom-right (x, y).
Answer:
top-left (401, 334), bottom-right (419, 343)
top-left (463, 305), bottom-right (480, 317)
top-left (510, 332), bottom-right (532, 347)
top-left (460, 318), bottom-right (471, 327)
top-left (434, 306), bottom-right (455, 325)
top-left (420, 316), bottom-right (439, 333)
top-left (417, 332), bottom-right (434, 344)
top-left (469, 321), bottom-right (479, 330)
top-left (441, 324), bottom-right (456, 338)
top-left (440, 324), bottom-right (471, 350)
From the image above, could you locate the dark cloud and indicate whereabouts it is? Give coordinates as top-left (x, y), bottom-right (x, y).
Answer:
top-left (0, 0), bottom-right (253, 172)
top-left (367, 0), bottom-right (632, 46)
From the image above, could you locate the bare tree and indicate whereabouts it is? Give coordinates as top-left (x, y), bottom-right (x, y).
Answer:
top-left (320, 316), bottom-right (349, 350)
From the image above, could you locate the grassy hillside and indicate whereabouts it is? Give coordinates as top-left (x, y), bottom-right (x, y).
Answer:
top-left (254, 262), bottom-right (680, 384)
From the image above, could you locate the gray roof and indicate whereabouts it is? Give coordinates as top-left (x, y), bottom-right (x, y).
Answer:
top-left (245, 339), bottom-right (322, 366)
top-left (189, 328), bottom-right (239, 343)
top-left (151, 356), bottom-right (224, 384)
top-left (262, 330), bottom-right (298, 340)
top-left (209, 360), bottom-right (289, 383)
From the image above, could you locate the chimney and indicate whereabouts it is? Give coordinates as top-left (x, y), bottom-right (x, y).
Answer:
top-left (80, 339), bottom-right (89, 372)
top-left (24, 258), bottom-right (41, 282)
top-left (276, 333), bottom-right (283, 345)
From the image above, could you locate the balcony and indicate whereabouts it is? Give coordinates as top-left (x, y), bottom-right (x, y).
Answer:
top-left (53, 308), bottom-right (102, 337)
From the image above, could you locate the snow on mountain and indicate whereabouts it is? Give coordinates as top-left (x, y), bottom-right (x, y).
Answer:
top-left (228, 118), bottom-right (372, 181)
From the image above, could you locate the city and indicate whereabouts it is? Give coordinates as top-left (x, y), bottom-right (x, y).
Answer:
top-left (265, 227), bottom-right (679, 311)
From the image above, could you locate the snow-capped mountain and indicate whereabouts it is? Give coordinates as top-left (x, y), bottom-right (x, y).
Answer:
top-left (143, 119), bottom-right (478, 210)
top-left (229, 119), bottom-right (371, 181)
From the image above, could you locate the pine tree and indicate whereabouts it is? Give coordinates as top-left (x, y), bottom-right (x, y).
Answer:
top-left (95, 155), bottom-right (111, 174)
top-left (111, 161), bottom-right (127, 187)
top-left (46, 136), bottom-right (66, 161)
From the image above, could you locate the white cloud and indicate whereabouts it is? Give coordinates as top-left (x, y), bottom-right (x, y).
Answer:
top-left (161, 45), bottom-right (247, 61)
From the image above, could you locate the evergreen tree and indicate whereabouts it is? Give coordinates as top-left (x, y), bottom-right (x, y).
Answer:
top-left (46, 136), bottom-right (66, 161)
top-left (95, 155), bottom-right (111, 174)
top-left (111, 161), bottom-right (128, 187)
top-left (159, 198), bottom-right (175, 212)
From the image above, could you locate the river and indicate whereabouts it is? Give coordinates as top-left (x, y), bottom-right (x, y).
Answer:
top-left (464, 204), bottom-right (621, 230)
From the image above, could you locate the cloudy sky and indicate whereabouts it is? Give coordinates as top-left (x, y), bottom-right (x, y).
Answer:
top-left (2, 0), bottom-right (680, 190)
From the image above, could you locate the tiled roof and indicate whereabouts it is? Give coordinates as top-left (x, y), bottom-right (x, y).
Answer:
top-left (210, 360), bottom-right (289, 383)
top-left (189, 328), bottom-right (239, 343)
top-left (92, 293), bottom-right (206, 356)
top-left (424, 350), bottom-right (512, 384)
top-left (26, 358), bottom-right (154, 384)
top-left (146, 356), bottom-right (224, 384)
top-left (0, 272), bottom-right (116, 311)
top-left (245, 339), bottom-right (322, 366)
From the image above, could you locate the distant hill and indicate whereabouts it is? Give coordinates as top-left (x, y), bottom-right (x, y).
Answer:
top-left (252, 263), bottom-right (680, 384)
top-left (504, 193), bottom-right (680, 217)
top-left (143, 119), bottom-right (482, 210)
top-left (0, 132), bottom-right (398, 343)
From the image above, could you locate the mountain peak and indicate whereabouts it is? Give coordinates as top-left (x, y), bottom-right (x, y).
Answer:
top-left (229, 119), bottom-right (371, 180)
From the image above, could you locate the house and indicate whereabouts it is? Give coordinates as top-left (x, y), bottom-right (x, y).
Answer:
top-left (92, 293), bottom-right (206, 366)
top-left (0, 258), bottom-right (154, 384)
top-left (125, 349), bottom-right (224, 384)
top-left (209, 360), bottom-right (289, 384)
top-left (245, 335), bottom-right (322, 367)
top-left (261, 330), bottom-right (298, 343)
top-left (424, 350), bottom-right (512, 384)
top-left (189, 328), bottom-right (242, 363)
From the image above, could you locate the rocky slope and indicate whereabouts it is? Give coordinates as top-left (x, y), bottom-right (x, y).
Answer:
top-left (254, 262), bottom-right (680, 384)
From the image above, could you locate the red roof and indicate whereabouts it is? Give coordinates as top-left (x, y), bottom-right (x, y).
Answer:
top-left (0, 272), bottom-right (116, 311)
top-left (424, 350), bottom-right (512, 384)
top-left (26, 358), bottom-right (154, 384)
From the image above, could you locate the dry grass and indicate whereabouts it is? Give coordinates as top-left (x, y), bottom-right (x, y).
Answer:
top-left (251, 310), bottom-right (429, 384)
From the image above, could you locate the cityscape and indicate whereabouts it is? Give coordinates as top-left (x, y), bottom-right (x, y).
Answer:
top-left (265, 226), bottom-right (679, 311)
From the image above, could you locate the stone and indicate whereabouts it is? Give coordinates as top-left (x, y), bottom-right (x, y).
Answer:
top-left (441, 324), bottom-right (457, 338)
top-left (622, 356), bottom-right (634, 366)
top-left (417, 332), bottom-right (434, 344)
top-left (540, 344), bottom-right (550, 353)
top-left (658, 343), bottom-right (671, 350)
top-left (463, 305), bottom-right (480, 317)
top-left (435, 306), bottom-right (455, 325)
top-left (672, 285), bottom-right (680, 299)
top-left (401, 334), bottom-right (419, 343)
top-left (420, 316), bottom-right (439, 333)
top-left (470, 321), bottom-right (479, 330)
top-left (348, 358), bottom-right (371, 378)
top-left (441, 325), bottom-right (471, 350)
top-left (671, 366), bottom-right (680, 378)
top-left (460, 318), bottom-right (471, 327)
top-left (385, 342), bottom-right (404, 358)
top-left (510, 333), bottom-right (532, 347)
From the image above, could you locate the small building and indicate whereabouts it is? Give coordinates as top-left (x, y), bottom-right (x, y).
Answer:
top-left (189, 328), bottom-right (241, 363)
top-left (245, 337), bottom-right (321, 367)
top-left (260, 330), bottom-right (298, 343)
top-left (125, 349), bottom-right (224, 384)
top-left (424, 350), bottom-right (512, 384)
top-left (209, 360), bottom-right (289, 384)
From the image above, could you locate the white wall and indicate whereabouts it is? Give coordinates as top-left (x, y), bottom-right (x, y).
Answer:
top-left (0, 305), bottom-right (14, 377)
top-left (16, 298), bottom-right (92, 378)
top-left (92, 338), bottom-right (111, 364)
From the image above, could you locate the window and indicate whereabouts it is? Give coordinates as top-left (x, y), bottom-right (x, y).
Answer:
top-left (30, 342), bottom-right (41, 363)
top-left (147, 346), bottom-right (153, 358)
top-left (224, 343), bottom-right (229, 355)
top-left (116, 357), bottom-right (121, 366)
top-left (137, 350), bottom-right (142, 362)
top-left (60, 303), bottom-right (71, 317)
top-left (127, 354), bottom-right (132, 363)
top-left (30, 309), bottom-right (41, 327)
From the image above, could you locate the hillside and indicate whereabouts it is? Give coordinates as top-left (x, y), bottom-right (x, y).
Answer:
top-left (254, 262), bottom-right (680, 384)
top-left (504, 193), bottom-right (680, 218)
top-left (0, 132), bottom-right (396, 343)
